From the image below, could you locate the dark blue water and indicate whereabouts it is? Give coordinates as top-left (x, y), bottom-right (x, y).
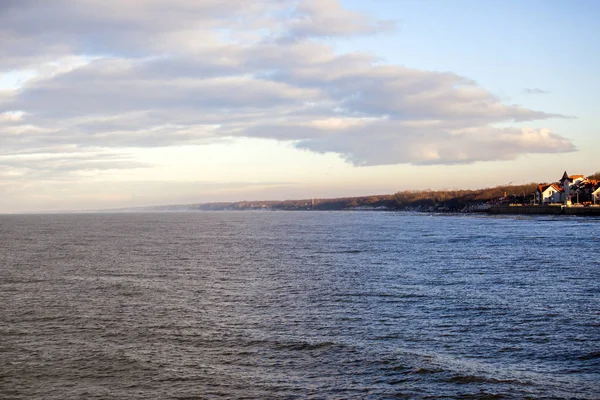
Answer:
top-left (1, 212), bottom-right (599, 399)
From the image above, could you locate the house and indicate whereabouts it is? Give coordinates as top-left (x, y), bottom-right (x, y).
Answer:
top-left (559, 171), bottom-right (574, 204)
top-left (535, 183), bottom-right (564, 204)
top-left (559, 171), bottom-right (572, 186)
top-left (559, 171), bottom-right (588, 204)
top-left (569, 174), bottom-right (586, 184)
top-left (593, 186), bottom-right (600, 204)
top-left (570, 178), bottom-right (599, 204)
top-left (533, 171), bottom-right (596, 205)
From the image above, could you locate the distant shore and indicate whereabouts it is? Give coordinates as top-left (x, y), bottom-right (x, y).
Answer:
top-left (92, 199), bottom-right (600, 216)
top-left (13, 181), bottom-right (599, 215)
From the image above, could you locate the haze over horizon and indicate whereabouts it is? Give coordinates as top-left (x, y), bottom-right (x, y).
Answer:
top-left (1, 0), bottom-right (598, 213)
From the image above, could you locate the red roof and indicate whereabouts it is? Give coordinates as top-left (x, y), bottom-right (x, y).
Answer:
top-left (537, 183), bottom-right (563, 193)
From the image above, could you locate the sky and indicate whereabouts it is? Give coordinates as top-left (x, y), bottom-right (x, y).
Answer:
top-left (0, 0), bottom-right (598, 213)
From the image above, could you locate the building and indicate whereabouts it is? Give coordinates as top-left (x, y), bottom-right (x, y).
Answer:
top-left (593, 186), bottom-right (600, 204)
top-left (569, 174), bottom-right (586, 184)
top-left (535, 183), bottom-right (564, 204)
top-left (536, 171), bottom-right (600, 205)
top-left (559, 171), bottom-right (573, 205)
top-left (534, 171), bottom-right (596, 205)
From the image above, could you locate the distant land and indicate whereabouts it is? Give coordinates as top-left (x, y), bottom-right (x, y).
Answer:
top-left (99, 183), bottom-right (548, 214)
top-left (55, 171), bottom-right (600, 215)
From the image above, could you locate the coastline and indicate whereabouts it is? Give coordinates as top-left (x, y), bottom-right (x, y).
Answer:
top-left (489, 204), bottom-right (600, 216)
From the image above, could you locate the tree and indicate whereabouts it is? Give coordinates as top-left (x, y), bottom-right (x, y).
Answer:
top-left (587, 171), bottom-right (600, 180)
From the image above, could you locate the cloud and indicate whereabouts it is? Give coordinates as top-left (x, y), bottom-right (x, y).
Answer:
top-left (284, 0), bottom-right (395, 39)
top-left (523, 88), bottom-right (550, 94)
top-left (0, 0), bottom-right (575, 171)
top-left (257, 121), bottom-right (576, 166)
top-left (0, 151), bottom-right (149, 181)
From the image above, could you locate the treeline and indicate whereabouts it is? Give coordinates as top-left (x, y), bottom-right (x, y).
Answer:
top-left (587, 171), bottom-right (600, 180)
top-left (392, 182), bottom-right (540, 208)
top-left (190, 183), bottom-right (541, 212)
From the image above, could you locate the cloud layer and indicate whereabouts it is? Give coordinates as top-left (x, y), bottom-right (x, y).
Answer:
top-left (0, 0), bottom-right (575, 173)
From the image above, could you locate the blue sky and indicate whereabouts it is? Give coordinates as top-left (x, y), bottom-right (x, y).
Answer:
top-left (339, 0), bottom-right (600, 152)
top-left (340, 1), bottom-right (599, 110)
top-left (0, 0), bottom-right (597, 212)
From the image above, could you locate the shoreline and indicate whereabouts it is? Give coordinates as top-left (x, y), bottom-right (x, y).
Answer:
top-left (6, 204), bottom-right (600, 216)
top-left (489, 204), bottom-right (600, 216)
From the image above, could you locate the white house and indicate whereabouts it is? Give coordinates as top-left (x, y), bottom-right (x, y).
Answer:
top-left (569, 174), bottom-right (586, 185)
top-left (593, 187), bottom-right (600, 204)
top-left (536, 183), bottom-right (564, 204)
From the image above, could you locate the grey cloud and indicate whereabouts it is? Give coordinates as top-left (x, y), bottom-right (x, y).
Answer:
top-left (0, 120), bottom-right (228, 154)
top-left (247, 120), bottom-right (576, 166)
top-left (6, 57), bottom-right (323, 120)
top-left (284, 0), bottom-right (394, 39)
top-left (302, 124), bottom-right (576, 166)
top-left (0, 1), bottom-right (244, 69)
top-left (0, 0), bottom-right (383, 70)
top-left (271, 62), bottom-right (565, 123)
top-left (524, 88), bottom-right (550, 94)
top-left (0, 151), bottom-right (148, 181)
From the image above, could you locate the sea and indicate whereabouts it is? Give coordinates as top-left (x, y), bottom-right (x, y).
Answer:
top-left (1, 211), bottom-right (599, 399)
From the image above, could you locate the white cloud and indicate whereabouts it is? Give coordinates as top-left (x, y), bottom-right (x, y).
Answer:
top-left (0, 0), bottom-right (575, 175)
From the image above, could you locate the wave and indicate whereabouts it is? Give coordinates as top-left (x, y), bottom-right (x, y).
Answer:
top-left (243, 338), bottom-right (345, 353)
top-left (317, 249), bottom-right (364, 254)
top-left (577, 351), bottom-right (600, 361)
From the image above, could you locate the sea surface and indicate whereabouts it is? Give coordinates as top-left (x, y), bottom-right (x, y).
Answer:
top-left (1, 212), bottom-right (599, 399)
